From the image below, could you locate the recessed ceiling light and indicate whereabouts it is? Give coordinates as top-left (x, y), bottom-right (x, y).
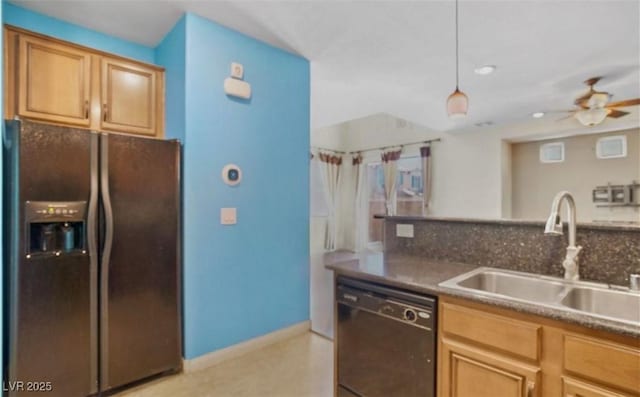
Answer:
top-left (474, 65), bottom-right (496, 75)
top-left (532, 112), bottom-right (545, 119)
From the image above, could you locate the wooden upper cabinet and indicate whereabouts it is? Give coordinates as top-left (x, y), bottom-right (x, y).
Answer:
top-left (5, 26), bottom-right (165, 137)
top-left (18, 34), bottom-right (91, 126)
top-left (101, 58), bottom-right (159, 136)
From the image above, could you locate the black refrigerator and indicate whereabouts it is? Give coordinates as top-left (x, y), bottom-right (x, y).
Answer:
top-left (3, 120), bottom-right (182, 397)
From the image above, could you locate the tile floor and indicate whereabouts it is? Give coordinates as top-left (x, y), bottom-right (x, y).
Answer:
top-left (115, 332), bottom-right (333, 397)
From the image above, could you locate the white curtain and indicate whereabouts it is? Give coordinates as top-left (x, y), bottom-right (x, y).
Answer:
top-left (318, 152), bottom-right (342, 251)
top-left (352, 153), bottom-right (368, 251)
top-left (421, 145), bottom-right (433, 215)
top-left (381, 148), bottom-right (402, 215)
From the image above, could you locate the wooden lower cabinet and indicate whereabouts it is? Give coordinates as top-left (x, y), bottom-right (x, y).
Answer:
top-left (438, 297), bottom-right (640, 397)
top-left (563, 377), bottom-right (633, 397)
top-left (563, 334), bottom-right (640, 393)
top-left (440, 338), bottom-right (539, 397)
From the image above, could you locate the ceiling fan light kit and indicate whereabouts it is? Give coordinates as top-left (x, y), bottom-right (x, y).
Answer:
top-left (575, 108), bottom-right (610, 126)
top-left (564, 76), bottom-right (640, 127)
top-left (586, 92), bottom-right (610, 109)
top-left (447, 0), bottom-right (469, 120)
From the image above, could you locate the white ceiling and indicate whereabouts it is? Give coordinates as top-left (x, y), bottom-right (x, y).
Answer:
top-left (10, 0), bottom-right (640, 132)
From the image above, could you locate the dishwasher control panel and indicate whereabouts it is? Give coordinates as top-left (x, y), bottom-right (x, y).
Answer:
top-left (337, 278), bottom-right (435, 329)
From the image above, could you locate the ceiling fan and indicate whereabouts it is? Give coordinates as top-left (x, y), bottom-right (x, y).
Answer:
top-left (559, 77), bottom-right (640, 126)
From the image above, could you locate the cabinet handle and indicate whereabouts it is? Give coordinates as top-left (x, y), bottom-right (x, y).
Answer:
top-left (526, 381), bottom-right (535, 397)
top-left (102, 104), bottom-right (108, 122)
top-left (84, 100), bottom-right (89, 119)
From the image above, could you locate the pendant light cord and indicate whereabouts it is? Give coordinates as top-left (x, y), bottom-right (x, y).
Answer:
top-left (455, 0), bottom-right (459, 89)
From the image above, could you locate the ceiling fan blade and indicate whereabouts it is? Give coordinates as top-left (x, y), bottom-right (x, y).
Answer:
top-left (606, 109), bottom-right (630, 118)
top-left (605, 98), bottom-right (640, 108)
top-left (545, 109), bottom-right (577, 113)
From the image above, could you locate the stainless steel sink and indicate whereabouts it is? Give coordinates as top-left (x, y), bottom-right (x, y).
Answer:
top-left (456, 270), bottom-right (569, 304)
top-left (440, 267), bottom-right (640, 326)
top-left (560, 287), bottom-right (640, 324)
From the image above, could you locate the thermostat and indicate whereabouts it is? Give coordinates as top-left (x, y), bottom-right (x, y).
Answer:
top-left (222, 164), bottom-right (242, 186)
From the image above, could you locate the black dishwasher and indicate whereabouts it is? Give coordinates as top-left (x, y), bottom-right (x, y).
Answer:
top-left (336, 277), bottom-right (436, 397)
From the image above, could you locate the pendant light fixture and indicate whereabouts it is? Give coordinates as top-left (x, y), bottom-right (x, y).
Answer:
top-left (447, 0), bottom-right (468, 119)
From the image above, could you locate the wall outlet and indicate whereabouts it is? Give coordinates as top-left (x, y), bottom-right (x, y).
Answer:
top-left (221, 207), bottom-right (237, 225)
top-left (396, 224), bottom-right (414, 238)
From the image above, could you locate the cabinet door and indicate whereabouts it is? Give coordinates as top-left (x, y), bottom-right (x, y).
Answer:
top-left (440, 338), bottom-right (540, 397)
top-left (563, 376), bottom-right (632, 397)
top-left (101, 58), bottom-right (158, 136)
top-left (18, 35), bottom-right (91, 126)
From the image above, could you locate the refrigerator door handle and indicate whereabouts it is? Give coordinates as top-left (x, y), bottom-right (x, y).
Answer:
top-left (100, 133), bottom-right (114, 270)
top-left (87, 132), bottom-right (100, 394)
top-left (100, 132), bottom-right (114, 387)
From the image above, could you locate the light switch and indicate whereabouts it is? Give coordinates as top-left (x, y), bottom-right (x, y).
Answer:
top-left (221, 208), bottom-right (237, 225)
top-left (396, 224), bottom-right (414, 238)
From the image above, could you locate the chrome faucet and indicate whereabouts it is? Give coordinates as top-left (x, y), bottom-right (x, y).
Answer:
top-left (544, 191), bottom-right (582, 280)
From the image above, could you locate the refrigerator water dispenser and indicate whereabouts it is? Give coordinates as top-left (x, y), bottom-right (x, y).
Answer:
top-left (25, 201), bottom-right (87, 256)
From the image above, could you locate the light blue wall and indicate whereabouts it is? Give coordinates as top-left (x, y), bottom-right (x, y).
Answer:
top-left (1, 3), bottom-right (310, 362)
top-left (154, 16), bottom-right (186, 142)
top-left (180, 13), bottom-right (310, 359)
top-left (3, 3), bottom-right (155, 63)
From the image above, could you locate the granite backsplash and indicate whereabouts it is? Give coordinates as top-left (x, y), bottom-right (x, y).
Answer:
top-left (384, 217), bottom-right (640, 286)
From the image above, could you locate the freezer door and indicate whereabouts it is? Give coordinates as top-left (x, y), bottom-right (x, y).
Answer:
top-left (4, 120), bottom-right (99, 397)
top-left (99, 133), bottom-right (181, 392)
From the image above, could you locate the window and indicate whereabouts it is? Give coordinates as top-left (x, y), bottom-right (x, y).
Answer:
top-left (367, 163), bottom-right (385, 246)
top-left (366, 156), bottom-right (424, 246)
top-left (539, 142), bottom-right (565, 163)
top-left (596, 135), bottom-right (627, 159)
top-left (396, 157), bottom-right (424, 215)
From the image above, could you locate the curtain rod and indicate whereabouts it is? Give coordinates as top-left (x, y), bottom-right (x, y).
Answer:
top-left (311, 137), bottom-right (441, 156)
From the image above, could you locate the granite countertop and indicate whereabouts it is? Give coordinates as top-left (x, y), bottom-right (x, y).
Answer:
top-left (325, 253), bottom-right (640, 339)
top-left (378, 215), bottom-right (640, 232)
